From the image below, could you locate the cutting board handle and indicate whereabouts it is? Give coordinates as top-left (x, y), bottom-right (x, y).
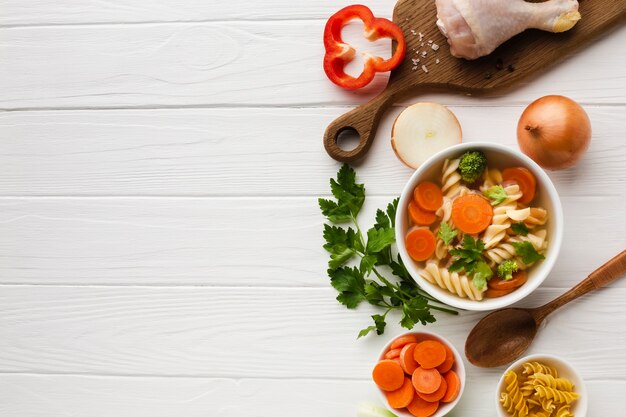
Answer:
top-left (324, 92), bottom-right (395, 162)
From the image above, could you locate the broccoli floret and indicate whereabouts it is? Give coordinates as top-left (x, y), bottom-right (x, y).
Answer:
top-left (497, 260), bottom-right (519, 280)
top-left (458, 150), bottom-right (487, 183)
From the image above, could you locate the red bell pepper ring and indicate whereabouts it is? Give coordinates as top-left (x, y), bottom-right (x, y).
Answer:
top-left (323, 4), bottom-right (406, 90)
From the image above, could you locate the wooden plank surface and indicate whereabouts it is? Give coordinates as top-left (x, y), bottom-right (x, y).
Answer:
top-left (0, 286), bottom-right (624, 378)
top-left (0, 196), bottom-right (623, 287)
top-left (2, 0), bottom-right (625, 415)
top-left (0, 106), bottom-right (623, 196)
top-left (0, 23), bottom-right (624, 109)
top-left (0, 375), bottom-right (622, 417)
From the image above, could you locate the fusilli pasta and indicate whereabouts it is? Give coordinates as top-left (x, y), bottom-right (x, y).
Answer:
top-left (441, 158), bottom-right (462, 197)
top-left (481, 184), bottom-right (523, 249)
top-left (534, 386), bottom-right (580, 405)
top-left (418, 261), bottom-right (485, 300)
top-left (503, 370), bottom-right (529, 417)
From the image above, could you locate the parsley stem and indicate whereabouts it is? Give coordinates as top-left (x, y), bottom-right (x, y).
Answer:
top-left (426, 304), bottom-right (459, 315)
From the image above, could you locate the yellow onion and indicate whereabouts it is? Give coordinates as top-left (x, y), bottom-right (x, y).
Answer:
top-left (517, 95), bottom-right (591, 170)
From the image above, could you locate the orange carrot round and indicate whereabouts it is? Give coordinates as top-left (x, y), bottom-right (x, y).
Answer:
top-left (399, 342), bottom-right (419, 375)
top-left (488, 270), bottom-right (528, 291)
top-left (411, 367), bottom-right (442, 394)
top-left (451, 194), bottom-right (493, 234)
top-left (408, 201), bottom-right (437, 226)
top-left (436, 344), bottom-right (455, 374)
top-left (407, 395), bottom-right (439, 417)
top-left (413, 181), bottom-right (443, 212)
top-left (390, 334), bottom-right (419, 350)
top-left (441, 370), bottom-right (461, 403)
top-left (373, 360), bottom-right (405, 391)
top-left (485, 288), bottom-right (515, 298)
top-left (502, 167), bottom-right (536, 204)
top-left (386, 377), bottom-right (415, 409)
top-left (385, 348), bottom-right (402, 360)
top-left (413, 340), bottom-right (447, 370)
top-left (405, 228), bottom-right (436, 262)
top-left (417, 376), bottom-right (447, 402)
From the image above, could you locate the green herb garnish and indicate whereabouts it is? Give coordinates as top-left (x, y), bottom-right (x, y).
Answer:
top-left (472, 261), bottom-right (494, 290)
top-left (512, 241), bottom-right (545, 264)
top-left (483, 185), bottom-right (508, 206)
top-left (320, 164), bottom-right (457, 338)
top-left (511, 222), bottom-right (529, 236)
top-left (448, 235), bottom-right (486, 274)
top-left (438, 222), bottom-right (457, 246)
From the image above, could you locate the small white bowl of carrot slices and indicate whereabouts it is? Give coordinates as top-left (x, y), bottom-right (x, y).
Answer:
top-left (373, 332), bottom-right (465, 417)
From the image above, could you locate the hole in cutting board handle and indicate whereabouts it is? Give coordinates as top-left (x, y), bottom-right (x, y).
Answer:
top-left (335, 127), bottom-right (362, 152)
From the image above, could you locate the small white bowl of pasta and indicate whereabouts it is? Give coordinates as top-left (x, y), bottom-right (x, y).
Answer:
top-left (395, 142), bottom-right (563, 311)
top-left (496, 354), bottom-right (588, 417)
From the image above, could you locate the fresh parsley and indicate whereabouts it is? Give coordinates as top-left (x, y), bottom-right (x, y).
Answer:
top-left (448, 235), bottom-right (494, 290)
top-left (483, 185), bottom-right (508, 206)
top-left (320, 164), bottom-right (457, 338)
top-left (448, 235), bottom-right (486, 274)
top-left (511, 222), bottom-right (529, 236)
top-left (512, 241), bottom-right (545, 264)
top-left (472, 261), bottom-right (494, 291)
top-left (438, 222), bottom-right (457, 246)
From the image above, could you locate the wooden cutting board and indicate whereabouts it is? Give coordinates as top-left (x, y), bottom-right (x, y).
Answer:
top-left (324, 0), bottom-right (626, 162)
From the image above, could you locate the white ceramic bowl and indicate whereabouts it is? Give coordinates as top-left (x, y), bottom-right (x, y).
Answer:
top-left (376, 331), bottom-right (465, 417)
top-left (496, 353), bottom-right (588, 417)
top-left (395, 142), bottom-right (563, 311)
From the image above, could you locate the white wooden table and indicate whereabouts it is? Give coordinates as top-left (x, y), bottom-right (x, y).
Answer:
top-left (0, 2), bottom-right (624, 416)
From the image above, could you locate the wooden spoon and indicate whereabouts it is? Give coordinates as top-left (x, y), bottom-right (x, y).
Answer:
top-left (465, 250), bottom-right (626, 368)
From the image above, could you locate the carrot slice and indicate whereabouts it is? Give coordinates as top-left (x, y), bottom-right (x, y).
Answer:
top-left (408, 201), bottom-right (437, 226)
top-left (373, 359), bottom-right (405, 391)
top-left (390, 334), bottom-right (419, 350)
top-left (411, 367), bottom-right (442, 394)
top-left (400, 343), bottom-right (419, 374)
top-left (502, 167), bottom-right (536, 204)
top-left (441, 370), bottom-right (461, 403)
top-left (413, 340), bottom-right (447, 370)
top-left (407, 395), bottom-right (439, 417)
top-left (405, 228), bottom-right (436, 262)
top-left (391, 358), bottom-right (403, 367)
top-left (413, 181), bottom-right (443, 212)
top-left (386, 377), bottom-right (415, 409)
top-left (451, 194), bottom-right (493, 234)
top-left (436, 344), bottom-right (455, 374)
top-left (385, 348), bottom-right (401, 360)
top-left (417, 377), bottom-right (447, 402)
top-left (488, 270), bottom-right (528, 291)
top-left (485, 288), bottom-right (515, 298)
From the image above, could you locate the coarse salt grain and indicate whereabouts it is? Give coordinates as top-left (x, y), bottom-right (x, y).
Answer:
top-left (422, 65), bottom-right (428, 73)
top-left (431, 43), bottom-right (440, 51)
top-left (412, 66), bottom-right (418, 71)
top-left (418, 32), bottom-right (424, 41)
top-left (428, 40), bottom-right (433, 44)
top-left (436, 59), bottom-right (440, 64)
top-left (421, 51), bottom-right (427, 57)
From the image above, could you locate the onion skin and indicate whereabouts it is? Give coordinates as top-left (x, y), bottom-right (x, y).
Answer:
top-left (517, 95), bottom-right (591, 170)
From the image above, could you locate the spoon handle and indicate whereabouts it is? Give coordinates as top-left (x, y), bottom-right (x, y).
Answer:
top-left (533, 250), bottom-right (626, 323)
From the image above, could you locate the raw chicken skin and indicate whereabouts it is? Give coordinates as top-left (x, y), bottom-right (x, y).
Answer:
top-left (436, 0), bottom-right (581, 60)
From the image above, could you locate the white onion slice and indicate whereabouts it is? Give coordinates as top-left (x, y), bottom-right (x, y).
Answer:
top-left (391, 102), bottom-right (462, 169)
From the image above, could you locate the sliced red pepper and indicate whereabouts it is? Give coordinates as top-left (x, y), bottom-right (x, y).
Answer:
top-left (323, 4), bottom-right (406, 90)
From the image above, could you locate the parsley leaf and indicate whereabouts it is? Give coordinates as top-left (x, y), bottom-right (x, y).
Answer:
top-left (358, 314), bottom-right (387, 338)
top-left (329, 267), bottom-right (366, 309)
top-left (511, 222), bottom-right (529, 236)
top-left (330, 164), bottom-right (365, 218)
top-left (472, 261), bottom-right (493, 290)
top-left (322, 224), bottom-right (360, 270)
top-left (483, 185), bottom-right (508, 206)
top-left (512, 241), bottom-right (545, 265)
top-left (438, 222), bottom-right (457, 246)
top-left (318, 198), bottom-right (352, 223)
top-left (448, 235), bottom-right (486, 273)
top-left (366, 227), bottom-right (395, 253)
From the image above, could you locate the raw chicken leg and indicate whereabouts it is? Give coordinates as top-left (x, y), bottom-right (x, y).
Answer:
top-left (435, 0), bottom-right (581, 60)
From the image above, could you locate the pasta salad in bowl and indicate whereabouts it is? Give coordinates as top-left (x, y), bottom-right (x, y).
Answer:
top-left (396, 142), bottom-right (563, 311)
